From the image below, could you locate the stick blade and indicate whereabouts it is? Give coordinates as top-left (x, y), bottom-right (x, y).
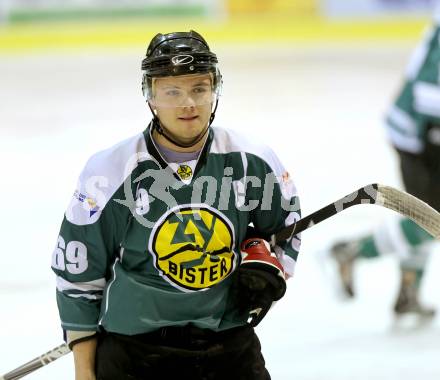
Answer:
top-left (377, 185), bottom-right (440, 239)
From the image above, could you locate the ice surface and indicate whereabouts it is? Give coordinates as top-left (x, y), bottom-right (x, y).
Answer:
top-left (0, 43), bottom-right (438, 379)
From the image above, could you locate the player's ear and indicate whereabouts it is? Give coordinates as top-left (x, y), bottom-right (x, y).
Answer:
top-left (148, 102), bottom-right (158, 115)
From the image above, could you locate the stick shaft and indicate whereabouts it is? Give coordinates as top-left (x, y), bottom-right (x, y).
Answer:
top-left (272, 183), bottom-right (440, 245)
top-left (1, 344), bottom-right (70, 380)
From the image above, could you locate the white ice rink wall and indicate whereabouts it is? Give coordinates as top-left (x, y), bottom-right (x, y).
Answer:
top-left (322, 0), bottom-right (437, 18)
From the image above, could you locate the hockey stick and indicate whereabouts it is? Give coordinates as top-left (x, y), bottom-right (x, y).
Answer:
top-left (0, 344), bottom-right (70, 380)
top-left (271, 183), bottom-right (440, 246)
top-left (3, 184), bottom-right (439, 379)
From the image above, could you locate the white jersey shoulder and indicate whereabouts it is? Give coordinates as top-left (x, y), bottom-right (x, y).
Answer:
top-left (210, 126), bottom-right (287, 177)
top-left (210, 126), bottom-right (298, 202)
top-left (65, 132), bottom-right (149, 226)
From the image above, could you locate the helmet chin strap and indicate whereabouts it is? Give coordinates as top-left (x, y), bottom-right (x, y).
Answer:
top-left (148, 100), bottom-right (219, 149)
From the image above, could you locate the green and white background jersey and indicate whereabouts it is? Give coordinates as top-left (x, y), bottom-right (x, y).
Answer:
top-left (385, 8), bottom-right (440, 154)
top-left (51, 125), bottom-right (301, 335)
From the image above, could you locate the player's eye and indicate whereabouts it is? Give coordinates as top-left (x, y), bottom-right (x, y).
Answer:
top-left (165, 89), bottom-right (181, 97)
top-left (194, 86), bottom-right (207, 93)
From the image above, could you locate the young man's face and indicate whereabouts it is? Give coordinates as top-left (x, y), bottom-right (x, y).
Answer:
top-left (151, 73), bottom-right (214, 145)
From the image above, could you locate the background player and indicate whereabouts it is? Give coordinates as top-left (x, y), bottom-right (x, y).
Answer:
top-left (331, 8), bottom-right (440, 319)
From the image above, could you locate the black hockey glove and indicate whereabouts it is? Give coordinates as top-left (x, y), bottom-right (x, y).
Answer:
top-left (235, 237), bottom-right (287, 327)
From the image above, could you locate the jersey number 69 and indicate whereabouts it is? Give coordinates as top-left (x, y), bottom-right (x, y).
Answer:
top-left (51, 236), bottom-right (88, 274)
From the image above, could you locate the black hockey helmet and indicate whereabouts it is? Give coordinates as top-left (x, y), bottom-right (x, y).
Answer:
top-left (141, 30), bottom-right (222, 101)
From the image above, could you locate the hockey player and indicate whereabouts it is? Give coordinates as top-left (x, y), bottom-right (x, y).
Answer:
top-left (331, 12), bottom-right (440, 318)
top-left (51, 31), bottom-right (301, 380)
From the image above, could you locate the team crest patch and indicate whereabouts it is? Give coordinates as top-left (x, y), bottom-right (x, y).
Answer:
top-left (73, 190), bottom-right (100, 217)
top-left (150, 206), bottom-right (236, 291)
top-left (281, 171), bottom-right (290, 183)
top-left (177, 164), bottom-right (193, 180)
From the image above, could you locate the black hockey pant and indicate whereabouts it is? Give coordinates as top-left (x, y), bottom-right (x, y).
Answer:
top-left (398, 148), bottom-right (440, 211)
top-left (95, 325), bottom-right (271, 380)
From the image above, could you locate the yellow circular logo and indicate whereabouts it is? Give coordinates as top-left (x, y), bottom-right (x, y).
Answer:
top-left (150, 206), bottom-right (236, 291)
top-left (177, 165), bottom-right (193, 180)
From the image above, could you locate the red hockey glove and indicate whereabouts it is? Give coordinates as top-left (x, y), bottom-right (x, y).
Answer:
top-left (236, 238), bottom-right (287, 327)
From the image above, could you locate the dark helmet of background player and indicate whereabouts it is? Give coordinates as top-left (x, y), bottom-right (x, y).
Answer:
top-left (141, 30), bottom-right (222, 148)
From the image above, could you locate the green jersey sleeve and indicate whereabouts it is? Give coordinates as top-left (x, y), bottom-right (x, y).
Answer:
top-left (385, 22), bottom-right (440, 154)
top-left (244, 146), bottom-right (301, 277)
top-left (51, 134), bottom-right (142, 331)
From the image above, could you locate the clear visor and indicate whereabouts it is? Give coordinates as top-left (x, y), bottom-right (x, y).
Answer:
top-left (145, 73), bottom-right (220, 108)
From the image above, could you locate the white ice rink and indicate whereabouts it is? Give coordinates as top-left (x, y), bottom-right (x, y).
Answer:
top-left (1, 43), bottom-right (439, 379)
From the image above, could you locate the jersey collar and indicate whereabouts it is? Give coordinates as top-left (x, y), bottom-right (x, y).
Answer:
top-left (143, 121), bottom-right (214, 183)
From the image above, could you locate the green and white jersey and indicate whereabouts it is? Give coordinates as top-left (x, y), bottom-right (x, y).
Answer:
top-left (385, 14), bottom-right (440, 153)
top-left (52, 124), bottom-right (301, 336)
